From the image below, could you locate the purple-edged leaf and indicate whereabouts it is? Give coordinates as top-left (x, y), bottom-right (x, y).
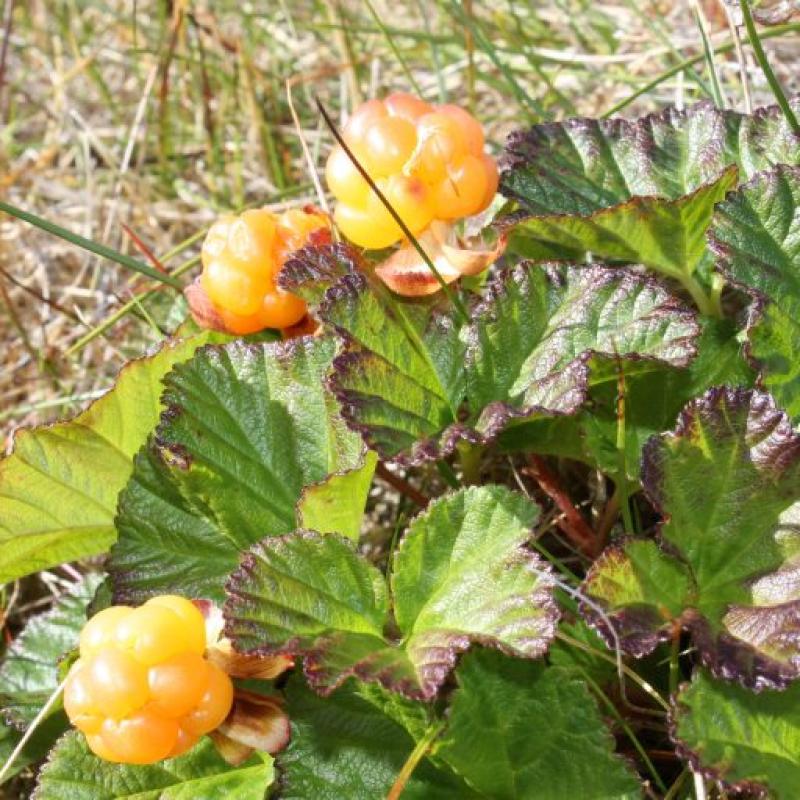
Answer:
top-left (583, 387), bottom-right (800, 689)
top-left (710, 164), bottom-right (800, 422)
top-left (323, 254), bottom-right (699, 464)
top-left (279, 242), bottom-right (362, 307)
top-left (224, 486), bottom-right (558, 700)
top-left (500, 98), bottom-right (800, 291)
top-left (672, 670), bottom-right (800, 798)
top-left (110, 336), bottom-right (367, 604)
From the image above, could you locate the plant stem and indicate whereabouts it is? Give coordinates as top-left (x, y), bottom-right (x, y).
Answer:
top-left (681, 272), bottom-right (720, 318)
top-left (526, 456), bottom-right (597, 556)
top-left (458, 442), bottom-right (483, 485)
top-left (376, 463), bottom-right (428, 507)
top-left (669, 626), bottom-right (681, 697)
top-left (739, 0), bottom-right (800, 134)
top-left (386, 720), bottom-right (445, 800)
top-left (615, 364), bottom-right (636, 536)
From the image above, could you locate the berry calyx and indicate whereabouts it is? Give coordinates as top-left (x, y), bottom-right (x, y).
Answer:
top-left (327, 94), bottom-right (497, 249)
top-left (64, 595), bottom-right (234, 765)
top-left (195, 206), bottom-right (329, 335)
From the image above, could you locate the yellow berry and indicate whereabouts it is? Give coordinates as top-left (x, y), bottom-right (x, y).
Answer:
top-left (181, 663), bottom-right (234, 737)
top-left (436, 104), bottom-right (485, 156)
top-left (200, 259), bottom-right (270, 317)
top-left (362, 116), bottom-right (417, 176)
top-left (144, 595), bottom-right (206, 655)
top-left (434, 154), bottom-right (490, 219)
top-left (326, 145), bottom-right (370, 207)
top-left (415, 112), bottom-right (469, 182)
top-left (342, 98), bottom-right (387, 143)
top-left (79, 606), bottom-right (133, 657)
top-left (169, 728), bottom-right (200, 759)
top-left (64, 663), bottom-right (103, 734)
top-left (115, 605), bottom-right (195, 666)
top-left (84, 648), bottom-right (149, 719)
top-left (148, 653), bottom-right (209, 718)
top-left (100, 710), bottom-right (179, 765)
top-left (369, 174), bottom-right (435, 235)
top-left (385, 92), bottom-right (433, 122)
top-left (334, 202), bottom-right (401, 250)
top-left (479, 153), bottom-right (499, 210)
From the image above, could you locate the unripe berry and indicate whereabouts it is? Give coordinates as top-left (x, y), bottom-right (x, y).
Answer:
top-left (65, 596), bottom-right (235, 765)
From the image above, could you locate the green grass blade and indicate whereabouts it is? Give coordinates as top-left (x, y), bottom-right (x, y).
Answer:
top-left (0, 200), bottom-right (183, 289)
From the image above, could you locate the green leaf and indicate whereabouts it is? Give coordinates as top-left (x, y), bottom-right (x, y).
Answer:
top-left (435, 650), bottom-right (641, 800)
top-left (110, 336), bottom-right (367, 604)
top-left (672, 670), bottom-right (800, 798)
top-left (500, 98), bottom-right (800, 298)
top-left (710, 164), bottom-right (800, 421)
top-left (225, 486), bottom-right (558, 699)
top-left (0, 574), bottom-right (102, 728)
top-left (0, 333), bottom-right (216, 583)
top-left (280, 242), bottom-right (361, 307)
top-left (324, 259), bottom-right (698, 464)
top-left (498, 316), bottom-right (754, 481)
top-left (322, 272), bottom-right (466, 463)
top-left (276, 676), bottom-right (478, 799)
top-left (504, 167), bottom-right (737, 288)
top-left (0, 715), bottom-right (70, 786)
top-left (33, 732), bottom-right (272, 800)
top-left (582, 387), bottom-right (800, 689)
top-left (296, 451), bottom-right (378, 541)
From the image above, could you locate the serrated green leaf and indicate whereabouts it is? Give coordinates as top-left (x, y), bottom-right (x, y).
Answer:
top-left (110, 336), bottom-right (366, 604)
top-left (276, 676), bottom-right (478, 799)
top-left (435, 650), bottom-right (641, 800)
top-left (280, 242), bottom-right (361, 307)
top-left (0, 714), bottom-right (70, 786)
top-left (499, 316), bottom-right (754, 481)
top-left (33, 732), bottom-right (271, 800)
top-left (582, 388), bottom-right (800, 689)
top-left (500, 98), bottom-right (800, 297)
top-left (0, 333), bottom-right (216, 583)
top-left (711, 164), bottom-right (800, 421)
top-left (322, 255), bottom-right (698, 464)
top-left (296, 450), bottom-right (377, 541)
top-left (0, 574), bottom-right (101, 728)
top-left (225, 486), bottom-right (558, 699)
top-left (672, 670), bottom-right (800, 798)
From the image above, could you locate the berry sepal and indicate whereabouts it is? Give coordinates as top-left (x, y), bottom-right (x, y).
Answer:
top-left (375, 219), bottom-right (506, 297)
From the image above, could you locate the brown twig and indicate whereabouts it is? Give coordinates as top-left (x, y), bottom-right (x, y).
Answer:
top-left (524, 456), bottom-right (598, 557)
top-left (375, 463), bottom-right (428, 508)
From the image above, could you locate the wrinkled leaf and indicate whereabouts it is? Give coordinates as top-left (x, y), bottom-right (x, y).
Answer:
top-left (279, 241), bottom-right (362, 307)
top-left (0, 333), bottom-right (217, 583)
top-left (710, 164), bottom-right (800, 422)
top-left (582, 387), bottom-right (800, 689)
top-left (500, 98), bottom-right (800, 290)
top-left (33, 732), bottom-right (272, 800)
top-left (0, 574), bottom-right (101, 728)
top-left (225, 486), bottom-right (558, 699)
top-left (324, 255), bottom-right (698, 464)
top-left (672, 670), bottom-right (800, 798)
top-left (110, 336), bottom-right (366, 604)
top-left (276, 676), bottom-right (478, 799)
top-left (435, 650), bottom-right (641, 800)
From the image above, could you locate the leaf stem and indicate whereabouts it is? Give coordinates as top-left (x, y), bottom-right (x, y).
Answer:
top-left (615, 364), bottom-right (636, 536)
top-left (669, 625), bottom-right (681, 697)
top-left (681, 272), bottom-right (720, 318)
top-left (386, 720), bottom-right (446, 800)
top-left (739, 0), bottom-right (800, 134)
top-left (376, 463), bottom-right (428, 507)
top-left (0, 200), bottom-right (183, 289)
top-left (457, 442), bottom-right (483, 485)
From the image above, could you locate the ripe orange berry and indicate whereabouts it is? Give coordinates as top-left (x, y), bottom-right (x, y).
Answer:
top-left (326, 94), bottom-right (495, 252)
top-left (434, 154), bottom-right (490, 219)
top-left (197, 207), bottom-right (329, 334)
top-left (65, 596), bottom-right (235, 765)
top-left (362, 116), bottom-right (417, 176)
top-left (385, 92), bottom-right (433, 122)
top-left (181, 663), bottom-right (234, 737)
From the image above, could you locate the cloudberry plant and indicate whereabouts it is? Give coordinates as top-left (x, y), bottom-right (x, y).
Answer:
top-left (326, 93), bottom-right (498, 249)
top-left (64, 595), bottom-right (233, 764)
top-left (198, 207), bottom-right (329, 335)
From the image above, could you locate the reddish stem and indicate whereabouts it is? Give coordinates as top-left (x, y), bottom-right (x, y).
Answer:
top-left (375, 463), bottom-right (428, 508)
top-left (525, 456), bottom-right (598, 557)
